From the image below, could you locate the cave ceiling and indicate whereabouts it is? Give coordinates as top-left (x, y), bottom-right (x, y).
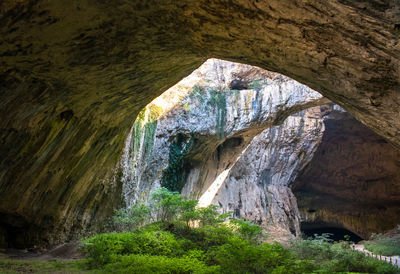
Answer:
top-left (0, 0), bottom-right (400, 246)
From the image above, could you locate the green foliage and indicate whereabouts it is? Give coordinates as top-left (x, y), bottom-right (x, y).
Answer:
top-left (151, 187), bottom-right (184, 222)
top-left (161, 134), bottom-right (193, 192)
top-left (83, 189), bottom-right (398, 274)
top-left (113, 203), bottom-right (150, 231)
top-left (189, 85), bottom-right (207, 103)
top-left (103, 254), bottom-right (220, 274)
top-left (179, 199), bottom-right (200, 228)
top-left (289, 234), bottom-right (399, 273)
top-left (113, 189), bottom-right (229, 231)
top-left (248, 80), bottom-right (263, 90)
top-left (196, 205), bottom-right (229, 227)
top-left (192, 225), bottom-right (236, 251)
top-left (208, 89), bottom-right (227, 141)
top-left (132, 107), bottom-right (158, 162)
top-left (230, 218), bottom-right (263, 244)
top-left (80, 230), bottom-right (185, 267)
top-left (212, 237), bottom-right (313, 274)
top-left (365, 233), bottom-right (400, 256)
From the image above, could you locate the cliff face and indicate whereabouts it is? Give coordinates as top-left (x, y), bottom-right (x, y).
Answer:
top-left (1, 0), bottom-right (400, 247)
top-left (123, 59), bottom-right (328, 238)
top-left (293, 111), bottom-right (400, 239)
top-left (212, 107), bottom-right (327, 239)
top-left (126, 60), bottom-right (400, 240)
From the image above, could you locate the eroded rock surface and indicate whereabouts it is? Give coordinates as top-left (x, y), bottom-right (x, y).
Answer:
top-left (212, 107), bottom-right (328, 239)
top-left (293, 110), bottom-right (400, 239)
top-left (1, 0), bottom-right (400, 246)
top-left (127, 60), bottom-right (400, 240)
top-left (123, 59), bottom-right (328, 239)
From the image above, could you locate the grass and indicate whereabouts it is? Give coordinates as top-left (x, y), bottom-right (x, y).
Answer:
top-left (364, 233), bottom-right (400, 256)
top-left (0, 259), bottom-right (90, 273)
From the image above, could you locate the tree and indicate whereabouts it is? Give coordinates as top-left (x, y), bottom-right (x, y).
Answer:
top-left (113, 203), bottom-right (150, 231)
top-left (151, 187), bottom-right (183, 222)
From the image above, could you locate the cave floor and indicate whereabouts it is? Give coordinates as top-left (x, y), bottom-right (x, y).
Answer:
top-left (0, 242), bottom-right (92, 273)
top-left (0, 259), bottom-right (89, 273)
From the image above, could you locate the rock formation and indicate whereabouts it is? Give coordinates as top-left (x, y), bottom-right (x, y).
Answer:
top-left (126, 60), bottom-right (400, 241)
top-left (293, 110), bottom-right (400, 239)
top-left (1, 0), bottom-right (400, 246)
top-left (212, 107), bottom-right (328, 240)
top-left (122, 59), bottom-right (328, 238)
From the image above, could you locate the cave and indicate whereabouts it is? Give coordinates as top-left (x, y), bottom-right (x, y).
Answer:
top-left (301, 222), bottom-right (364, 243)
top-left (1, 1), bottom-right (400, 249)
top-left (292, 108), bottom-right (400, 240)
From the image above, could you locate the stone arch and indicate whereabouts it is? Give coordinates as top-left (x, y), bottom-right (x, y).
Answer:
top-left (0, 0), bottom-right (399, 246)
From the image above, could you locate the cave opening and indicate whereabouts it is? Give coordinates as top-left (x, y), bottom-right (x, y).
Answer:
top-left (122, 57), bottom-right (400, 246)
top-left (301, 222), bottom-right (364, 243)
top-left (291, 107), bottom-right (400, 240)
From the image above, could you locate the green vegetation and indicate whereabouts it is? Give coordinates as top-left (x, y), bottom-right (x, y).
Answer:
top-left (113, 203), bottom-right (150, 231)
top-left (79, 189), bottom-right (398, 273)
top-left (0, 259), bottom-right (88, 274)
top-left (365, 233), bottom-right (400, 256)
top-left (248, 80), bottom-right (263, 90)
top-left (208, 89), bottom-right (227, 141)
top-left (290, 233), bottom-right (398, 273)
top-left (187, 85), bottom-right (227, 141)
top-left (161, 134), bottom-right (194, 192)
top-left (132, 106), bottom-right (160, 162)
top-left (189, 85), bottom-right (207, 103)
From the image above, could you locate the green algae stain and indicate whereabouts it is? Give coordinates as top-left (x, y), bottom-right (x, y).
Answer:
top-left (208, 89), bottom-right (226, 141)
top-left (132, 105), bottom-right (163, 163)
top-left (215, 93), bottom-right (226, 141)
top-left (161, 134), bottom-right (194, 192)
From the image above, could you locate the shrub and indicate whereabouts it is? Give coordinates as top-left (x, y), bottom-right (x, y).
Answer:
top-left (150, 187), bottom-right (184, 222)
top-left (289, 233), bottom-right (334, 261)
top-left (212, 237), bottom-right (312, 273)
top-left (365, 233), bottom-right (400, 256)
top-left (230, 218), bottom-right (263, 243)
top-left (80, 230), bottom-right (185, 267)
top-left (192, 225), bottom-right (235, 251)
top-left (80, 233), bottom-right (130, 267)
top-left (289, 235), bottom-right (399, 273)
top-left (179, 199), bottom-right (199, 228)
top-left (196, 205), bottom-right (230, 227)
top-left (112, 203), bottom-right (150, 231)
top-left (103, 254), bottom-right (220, 274)
top-left (84, 188), bottom-right (399, 274)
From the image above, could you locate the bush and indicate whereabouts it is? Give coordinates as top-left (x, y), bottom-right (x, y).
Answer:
top-left (230, 218), bottom-right (263, 243)
top-left (196, 205), bottom-right (230, 227)
top-left (179, 199), bottom-right (199, 228)
top-left (212, 237), bottom-right (313, 273)
top-left (191, 225), bottom-right (235, 251)
top-left (289, 235), bottom-right (399, 273)
top-left (113, 188), bottom-right (232, 232)
top-left (80, 230), bottom-right (185, 267)
top-left (83, 189), bottom-right (399, 273)
top-left (365, 233), bottom-right (400, 256)
top-left (150, 187), bottom-right (184, 222)
top-left (103, 254), bottom-right (220, 274)
top-left (113, 203), bottom-right (150, 231)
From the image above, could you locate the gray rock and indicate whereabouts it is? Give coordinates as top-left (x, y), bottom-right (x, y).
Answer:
top-left (120, 59), bottom-right (329, 238)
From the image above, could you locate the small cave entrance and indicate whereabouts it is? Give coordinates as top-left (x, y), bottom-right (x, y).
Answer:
top-left (0, 212), bottom-right (40, 249)
top-left (301, 222), bottom-right (363, 243)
